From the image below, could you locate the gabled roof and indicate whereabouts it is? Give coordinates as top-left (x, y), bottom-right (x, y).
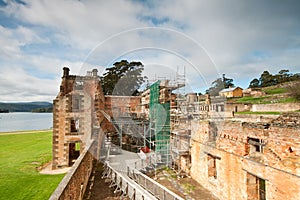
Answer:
top-left (219, 87), bottom-right (242, 93)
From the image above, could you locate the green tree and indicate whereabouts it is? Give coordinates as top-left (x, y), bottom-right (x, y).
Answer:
top-left (249, 78), bottom-right (260, 88)
top-left (259, 70), bottom-right (277, 87)
top-left (222, 74), bottom-right (234, 88)
top-left (275, 69), bottom-right (291, 84)
top-left (100, 60), bottom-right (147, 96)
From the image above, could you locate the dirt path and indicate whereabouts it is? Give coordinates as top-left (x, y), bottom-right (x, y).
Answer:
top-left (84, 162), bottom-right (125, 200)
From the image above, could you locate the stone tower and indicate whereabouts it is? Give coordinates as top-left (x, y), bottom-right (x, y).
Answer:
top-left (52, 67), bottom-right (105, 169)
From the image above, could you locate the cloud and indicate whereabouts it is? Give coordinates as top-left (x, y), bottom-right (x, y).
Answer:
top-left (0, 0), bottom-right (300, 101)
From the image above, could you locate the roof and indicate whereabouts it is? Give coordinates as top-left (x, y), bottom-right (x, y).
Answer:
top-left (219, 87), bottom-right (242, 93)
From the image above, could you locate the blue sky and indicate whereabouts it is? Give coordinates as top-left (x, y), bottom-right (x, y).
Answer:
top-left (0, 0), bottom-right (299, 102)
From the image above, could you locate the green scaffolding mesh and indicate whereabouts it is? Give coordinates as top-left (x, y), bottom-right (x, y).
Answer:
top-left (149, 81), bottom-right (170, 164)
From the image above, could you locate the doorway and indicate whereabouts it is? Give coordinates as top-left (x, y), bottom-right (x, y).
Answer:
top-left (68, 142), bottom-right (80, 166)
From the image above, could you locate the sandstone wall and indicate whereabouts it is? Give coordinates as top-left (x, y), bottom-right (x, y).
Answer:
top-left (252, 103), bottom-right (300, 112)
top-left (190, 118), bottom-right (300, 200)
top-left (49, 142), bottom-right (95, 200)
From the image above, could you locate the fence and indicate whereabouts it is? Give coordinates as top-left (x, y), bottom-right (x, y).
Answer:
top-left (102, 162), bottom-right (157, 200)
top-left (126, 166), bottom-right (184, 200)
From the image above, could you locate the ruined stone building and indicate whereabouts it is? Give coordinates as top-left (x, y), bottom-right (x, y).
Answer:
top-left (188, 113), bottom-right (300, 200)
top-left (51, 68), bottom-right (300, 200)
top-left (52, 67), bottom-right (105, 169)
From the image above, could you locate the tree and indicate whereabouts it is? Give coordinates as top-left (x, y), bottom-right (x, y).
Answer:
top-left (100, 60), bottom-right (147, 96)
top-left (206, 74), bottom-right (235, 96)
top-left (222, 74), bottom-right (234, 88)
top-left (259, 70), bottom-right (277, 87)
top-left (206, 78), bottom-right (224, 96)
top-left (288, 81), bottom-right (300, 101)
top-left (275, 69), bottom-right (291, 84)
top-left (249, 78), bottom-right (260, 88)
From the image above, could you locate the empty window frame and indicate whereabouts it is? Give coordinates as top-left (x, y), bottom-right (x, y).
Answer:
top-left (70, 118), bottom-right (80, 133)
top-left (247, 172), bottom-right (266, 200)
top-left (72, 95), bottom-right (81, 111)
top-left (248, 137), bottom-right (264, 153)
top-left (208, 154), bottom-right (217, 179)
top-left (75, 80), bottom-right (84, 90)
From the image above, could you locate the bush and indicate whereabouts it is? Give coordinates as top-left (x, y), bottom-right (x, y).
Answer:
top-left (288, 82), bottom-right (300, 101)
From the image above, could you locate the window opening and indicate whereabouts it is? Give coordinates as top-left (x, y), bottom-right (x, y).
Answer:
top-left (208, 154), bottom-right (217, 179)
top-left (70, 118), bottom-right (79, 133)
top-left (248, 137), bottom-right (264, 153)
top-left (247, 172), bottom-right (266, 200)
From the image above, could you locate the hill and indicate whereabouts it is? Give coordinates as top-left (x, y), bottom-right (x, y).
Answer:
top-left (229, 80), bottom-right (300, 104)
top-left (0, 102), bottom-right (53, 112)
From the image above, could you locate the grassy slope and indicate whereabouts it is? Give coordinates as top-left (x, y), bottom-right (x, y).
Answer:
top-left (0, 131), bottom-right (64, 200)
top-left (230, 82), bottom-right (299, 104)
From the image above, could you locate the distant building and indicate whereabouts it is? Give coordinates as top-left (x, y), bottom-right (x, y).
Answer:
top-left (219, 87), bottom-right (243, 98)
top-left (243, 88), bottom-right (265, 97)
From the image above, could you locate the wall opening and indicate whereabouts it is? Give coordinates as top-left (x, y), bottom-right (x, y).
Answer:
top-left (248, 137), bottom-right (264, 154)
top-left (207, 154), bottom-right (217, 179)
top-left (68, 142), bottom-right (81, 166)
top-left (247, 172), bottom-right (266, 200)
top-left (72, 95), bottom-right (81, 111)
top-left (70, 118), bottom-right (80, 133)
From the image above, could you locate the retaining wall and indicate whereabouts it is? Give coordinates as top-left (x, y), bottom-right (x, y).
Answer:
top-left (49, 141), bottom-right (95, 200)
top-left (251, 103), bottom-right (300, 112)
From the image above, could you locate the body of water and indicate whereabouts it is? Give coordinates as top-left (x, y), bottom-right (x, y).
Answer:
top-left (0, 112), bottom-right (53, 132)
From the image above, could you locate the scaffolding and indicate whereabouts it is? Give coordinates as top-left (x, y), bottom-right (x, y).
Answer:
top-left (170, 67), bottom-right (186, 130)
top-left (149, 81), bottom-right (171, 165)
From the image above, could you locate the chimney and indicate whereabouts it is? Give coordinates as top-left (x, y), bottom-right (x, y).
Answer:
top-left (92, 69), bottom-right (98, 77)
top-left (63, 67), bottom-right (70, 77)
top-left (86, 71), bottom-right (92, 76)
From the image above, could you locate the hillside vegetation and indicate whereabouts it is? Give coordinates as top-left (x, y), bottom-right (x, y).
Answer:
top-left (0, 102), bottom-right (52, 112)
top-left (231, 80), bottom-right (300, 104)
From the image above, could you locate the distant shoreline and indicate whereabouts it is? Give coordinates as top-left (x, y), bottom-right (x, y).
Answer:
top-left (0, 129), bottom-right (52, 135)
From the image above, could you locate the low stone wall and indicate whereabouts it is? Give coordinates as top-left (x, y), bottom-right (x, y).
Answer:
top-left (251, 103), bottom-right (300, 112)
top-left (233, 113), bottom-right (279, 122)
top-left (49, 141), bottom-right (95, 200)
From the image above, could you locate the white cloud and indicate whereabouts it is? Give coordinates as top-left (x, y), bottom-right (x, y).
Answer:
top-left (0, 0), bottom-right (300, 101)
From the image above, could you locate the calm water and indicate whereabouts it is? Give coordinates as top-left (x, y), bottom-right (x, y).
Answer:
top-left (0, 112), bottom-right (53, 132)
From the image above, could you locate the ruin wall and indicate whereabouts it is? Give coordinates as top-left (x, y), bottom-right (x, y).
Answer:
top-left (49, 141), bottom-right (96, 200)
top-left (190, 116), bottom-right (300, 200)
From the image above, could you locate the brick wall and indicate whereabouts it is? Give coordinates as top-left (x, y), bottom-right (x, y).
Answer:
top-left (190, 115), bottom-right (300, 200)
top-left (49, 141), bottom-right (96, 200)
top-left (252, 102), bottom-right (300, 112)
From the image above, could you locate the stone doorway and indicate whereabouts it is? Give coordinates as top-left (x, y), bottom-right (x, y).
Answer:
top-left (69, 142), bottom-right (80, 166)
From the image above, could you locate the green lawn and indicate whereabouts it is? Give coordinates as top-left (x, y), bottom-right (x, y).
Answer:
top-left (264, 87), bottom-right (288, 95)
top-left (0, 131), bottom-right (65, 200)
top-left (235, 96), bottom-right (270, 104)
top-left (235, 111), bottom-right (281, 115)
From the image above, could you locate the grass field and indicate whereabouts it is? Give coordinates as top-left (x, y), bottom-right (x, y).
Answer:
top-left (235, 111), bottom-right (281, 115)
top-left (0, 130), bottom-right (65, 200)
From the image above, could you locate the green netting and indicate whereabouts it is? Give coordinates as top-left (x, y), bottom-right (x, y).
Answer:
top-left (149, 81), bottom-right (170, 163)
top-left (149, 81), bottom-right (160, 119)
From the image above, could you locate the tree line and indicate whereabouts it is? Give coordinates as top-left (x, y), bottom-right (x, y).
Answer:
top-left (249, 69), bottom-right (300, 88)
top-left (99, 60), bottom-right (299, 100)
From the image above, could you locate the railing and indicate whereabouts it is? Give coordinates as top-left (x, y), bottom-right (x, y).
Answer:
top-left (102, 162), bottom-right (157, 200)
top-left (127, 166), bottom-right (184, 200)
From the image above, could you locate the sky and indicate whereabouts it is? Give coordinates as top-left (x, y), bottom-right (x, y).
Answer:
top-left (0, 0), bottom-right (299, 102)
